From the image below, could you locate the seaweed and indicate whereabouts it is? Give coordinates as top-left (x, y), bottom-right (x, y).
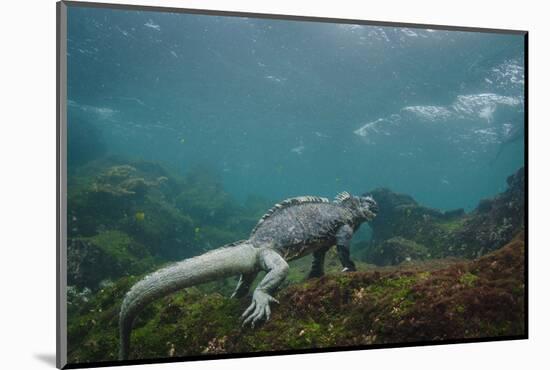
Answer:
top-left (360, 167), bottom-right (524, 264)
top-left (67, 232), bottom-right (525, 364)
top-left (66, 161), bottom-right (525, 364)
top-left (67, 231), bottom-right (158, 289)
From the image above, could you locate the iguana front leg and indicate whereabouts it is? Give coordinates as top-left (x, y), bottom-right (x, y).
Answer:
top-left (241, 248), bottom-right (288, 327)
top-left (336, 224), bottom-right (357, 272)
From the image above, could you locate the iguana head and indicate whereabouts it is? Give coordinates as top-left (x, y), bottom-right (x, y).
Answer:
top-left (357, 194), bottom-right (378, 221)
top-left (334, 192), bottom-right (378, 221)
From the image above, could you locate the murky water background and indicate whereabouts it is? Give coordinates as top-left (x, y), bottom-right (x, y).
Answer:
top-left (67, 7), bottom-right (524, 211)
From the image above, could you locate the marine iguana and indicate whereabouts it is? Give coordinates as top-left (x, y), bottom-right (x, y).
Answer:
top-left (119, 192), bottom-right (378, 360)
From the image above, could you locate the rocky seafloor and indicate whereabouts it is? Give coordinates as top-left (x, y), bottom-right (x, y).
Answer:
top-left (66, 159), bottom-right (525, 364)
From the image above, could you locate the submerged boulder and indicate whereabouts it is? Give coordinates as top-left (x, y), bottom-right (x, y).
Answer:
top-left (362, 167), bottom-right (525, 262)
top-left (68, 162), bottom-right (172, 237)
top-left (118, 200), bottom-right (195, 260)
top-left (452, 167), bottom-right (525, 258)
top-left (67, 232), bottom-right (524, 363)
top-left (91, 165), bottom-right (168, 198)
top-left (67, 230), bottom-right (156, 290)
top-left (366, 236), bottom-right (429, 266)
top-left (364, 188), bottom-right (463, 262)
top-left (366, 188), bottom-right (419, 242)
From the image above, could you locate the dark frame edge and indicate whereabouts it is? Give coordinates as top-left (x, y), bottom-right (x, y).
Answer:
top-left (57, 1), bottom-right (68, 369)
top-left (56, 2), bottom-right (60, 367)
top-left (63, 334), bottom-right (527, 369)
top-left (62, 0), bottom-right (527, 35)
top-left (523, 32), bottom-right (529, 339)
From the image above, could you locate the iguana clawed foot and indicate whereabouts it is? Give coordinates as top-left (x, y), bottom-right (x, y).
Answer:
top-left (341, 266), bottom-right (356, 273)
top-left (241, 289), bottom-right (279, 328)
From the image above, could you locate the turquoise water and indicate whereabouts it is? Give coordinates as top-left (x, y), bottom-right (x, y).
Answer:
top-left (67, 6), bottom-right (524, 212)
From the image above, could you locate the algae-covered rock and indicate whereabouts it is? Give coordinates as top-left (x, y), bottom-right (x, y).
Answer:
top-left (67, 158), bottom-right (267, 269)
top-left (92, 165), bottom-right (168, 198)
top-left (364, 188), bottom-right (462, 260)
top-left (67, 230), bottom-right (157, 289)
top-left (452, 167), bottom-right (525, 258)
top-left (65, 159), bottom-right (525, 365)
top-left (68, 162), bottom-right (171, 237)
top-left (67, 232), bottom-right (525, 364)
top-left (68, 159), bottom-right (201, 260)
top-left (366, 236), bottom-right (429, 266)
top-left (67, 276), bottom-right (139, 362)
top-left (118, 199), bottom-right (196, 260)
top-left (366, 187), bottom-right (419, 242)
top-left (362, 167), bottom-right (524, 262)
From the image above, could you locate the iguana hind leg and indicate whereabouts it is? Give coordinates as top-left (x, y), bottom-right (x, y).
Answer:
top-left (231, 272), bottom-right (258, 298)
top-left (307, 246), bottom-right (329, 279)
top-left (242, 248), bottom-right (288, 328)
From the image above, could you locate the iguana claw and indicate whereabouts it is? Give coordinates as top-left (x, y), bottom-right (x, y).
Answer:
top-left (241, 289), bottom-right (279, 328)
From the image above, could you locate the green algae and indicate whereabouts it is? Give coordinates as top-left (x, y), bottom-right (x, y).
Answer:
top-left (66, 160), bottom-right (526, 364)
top-left (459, 272), bottom-right (479, 287)
top-left (67, 232), bottom-right (525, 364)
top-left (436, 218), bottom-right (467, 233)
top-left (89, 231), bottom-right (148, 266)
top-left (67, 231), bottom-right (158, 289)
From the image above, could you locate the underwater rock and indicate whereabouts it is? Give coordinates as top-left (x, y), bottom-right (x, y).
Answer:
top-left (118, 199), bottom-right (195, 260)
top-left (366, 237), bottom-right (429, 266)
top-left (92, 165), bottom-right (168, 198)
top-left (67, 231), bottom-right (156, 290)
top-left (364, 188), bottom-right (458, 261)
top-left (68, 160), bottom-right (181, 239)
top-left (367, 188), bottom-right (449, 242)
top-left (67, 238), bottom-right (102, 288)
top-left (68, 158), bottom-right (257, 263)
top-left (67, 285), bottom-right (93, 318)
top-left (103, 164), bottom-right (137, 179)
top-left (362, 167), bottom-right (524, 261)
top-left (452, 167), bottom-right (525, 258)
top-left (67, 232), bottom-right (524, 363)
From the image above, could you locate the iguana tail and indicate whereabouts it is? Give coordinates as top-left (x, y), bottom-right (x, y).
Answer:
top-left (119, 241), bottom-right (258, 360)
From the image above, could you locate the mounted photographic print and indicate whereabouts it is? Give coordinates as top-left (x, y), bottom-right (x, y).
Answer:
top-left (57, 1), bottom-right (527, 368)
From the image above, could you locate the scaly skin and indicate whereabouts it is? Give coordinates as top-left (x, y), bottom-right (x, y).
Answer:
top-left (119, 192), bottom-right (378, 360)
